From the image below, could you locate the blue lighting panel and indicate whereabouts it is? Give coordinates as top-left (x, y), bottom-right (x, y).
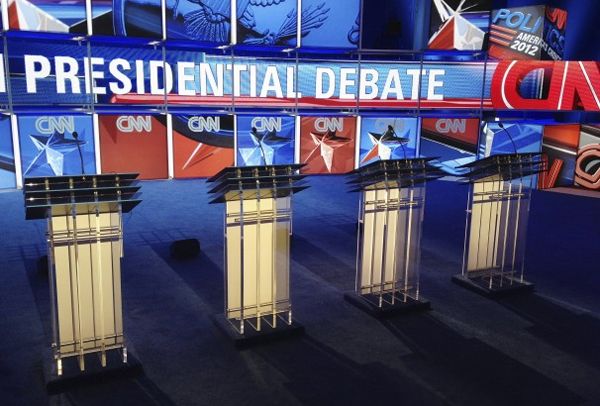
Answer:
top-left (93, 0), bottom-right (163, 38)
top-left (166, 0), bottom-right (231, 43)
top-left (236, 0), bottom-right (298, 47)
top-left (300, 0), bottom-right (360, 48)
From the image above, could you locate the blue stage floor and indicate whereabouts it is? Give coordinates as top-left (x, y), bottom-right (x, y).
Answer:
top-left (1, 176), bottom-right (600, 405)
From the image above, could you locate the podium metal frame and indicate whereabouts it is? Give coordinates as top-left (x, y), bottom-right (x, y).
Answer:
top-left (24, 173), bottom-right (141, 376)
top-left (208, 164), bottom-right (307, 339)
top-left (453, 153), bottom-right (544, 296)
top-left (345, 159), bottom-right (442, 316)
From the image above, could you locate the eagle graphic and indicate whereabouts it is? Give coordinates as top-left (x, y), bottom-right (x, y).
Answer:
top-left (172, 0), bottom-right (331, 45)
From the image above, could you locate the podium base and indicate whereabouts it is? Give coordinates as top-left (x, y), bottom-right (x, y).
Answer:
top-left (211, 314), bottom-right (305, 349)
top-left (44, 349), bottom-right (143, 394)
top-left (452, 274), bottom-right (534, 298)
top-left (344, 292), bottom-right (431, 319)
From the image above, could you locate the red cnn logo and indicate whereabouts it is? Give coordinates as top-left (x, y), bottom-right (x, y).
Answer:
top-left (491, 61), bottom-right (600, 111)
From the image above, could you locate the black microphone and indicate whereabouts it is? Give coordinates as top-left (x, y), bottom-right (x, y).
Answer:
top-left (496, 122), bottom-right (518, 155)
top-left (72, 131), bottom-right (85, 174)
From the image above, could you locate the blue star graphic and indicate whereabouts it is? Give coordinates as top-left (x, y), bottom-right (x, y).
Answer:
top-left (25, 131), bottom-right (86, 176)
top-left (239, 128), bottom-right (291, 166)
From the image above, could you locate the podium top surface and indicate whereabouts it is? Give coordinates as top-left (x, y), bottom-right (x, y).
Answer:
top-left (23, 173), bottom-right (142, 219)
top-left (347, 158), bottom-right (443, 189)
top-left (23, 173), bottom-right (139, 191)
top-left (208, 176), bottom-right (307, 195)
top-left (350, 157), bottom-right (437, 176)
top-left (208, 164), bottom-right (305, 183)
top-left (459, 153), bottom-right (545, 183)
top-left (458, 153), bottom-right (541, 169)
top-left (348, 172), bottom-right (444, 192)
top-left (208, 164), bottom-right (308, 202)
top-left (209, 184), bottom-right (309, 204)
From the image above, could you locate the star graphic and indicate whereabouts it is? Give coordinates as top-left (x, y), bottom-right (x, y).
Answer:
top-left (25, 131), bottom-right (86, 176)
top-left (182, 143), bottom-right (219, 170)
top-left (304, 130), bottom-right (352, 172)
top-left (239, 128), bottom-right (292, 166)
top-left (361, 125), bottom-right (410, 164)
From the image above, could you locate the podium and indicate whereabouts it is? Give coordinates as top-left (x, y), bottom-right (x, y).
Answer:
top-left (208, 164), bottom-right (307, 345)
top-left (23, 173), bottom-right (141, 378)
top-left (453, 153), bottom-right (545, 297)
top-left (344, 158), bottom-right (443, 317)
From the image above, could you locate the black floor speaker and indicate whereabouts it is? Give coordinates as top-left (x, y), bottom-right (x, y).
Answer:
top-left (170, 239), bottom-right (201, 260)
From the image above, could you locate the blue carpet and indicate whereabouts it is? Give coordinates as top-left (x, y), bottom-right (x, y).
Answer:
top-left (1, 176), bottom-right (600, 405)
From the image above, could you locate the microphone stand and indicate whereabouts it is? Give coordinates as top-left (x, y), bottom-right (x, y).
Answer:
top-left (72, 131), bottom-right (85, 175)
top-left (497, 122), bottom-right (518, 154)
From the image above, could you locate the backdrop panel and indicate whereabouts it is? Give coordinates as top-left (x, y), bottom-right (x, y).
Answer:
top-left (358, 117), bottom-right (418, 167)
top-left (172, 114), bottom-right (234, 178)
top-left (420, 117), bottom-right (480, 176)
top-left (235, 0), bottom-right (298, 47)
top-left (479, 122), bottom-right (543, 157)
top-left (99, 114), bottom-right (168, 179)
top-left (236, 114), bottom-right (295, 167)
top-left (91, 0), bottom-right (163, 38)
top-left (17, 114), bottom-right (96, 177)
top-left (8, 0), bottom-right (88, 33)
top-left (300, 0), bottom-right (360, 48)
top-left (166, 0), bottom-right (231, 42)
top-left (299, 116), bottom-right (356, 174)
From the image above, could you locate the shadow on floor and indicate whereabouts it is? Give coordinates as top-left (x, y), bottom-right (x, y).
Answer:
top-left (148, 241), bottom-right (224, 313)
top-left (251, 335), bottom-right (448, 405)
top-left (290, 235), bottom-right (355, 288)
top-left (382, 312), bottom-right (582, 406)
top-left (497, 293), bottom-right (600, 369)
top-left (56, 374), bottom-right (176, 406)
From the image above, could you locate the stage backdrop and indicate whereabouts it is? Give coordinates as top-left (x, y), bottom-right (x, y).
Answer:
top-left (17, 114), bottom-right (96, 178)
top-left (0, 115), bottom-right (15, 189)
top-left (358, 117), bottom-right (418, 167)
top-left (420, 117), bottom-right (480, 176)
top-left (236, 115), bottom-right (295, 167)
top-left (99, 114), bottom-right (168, 180)
top-left (172, 114), bottom-right (234, 178)
top-left (299, 116), bottom-right (356, 174)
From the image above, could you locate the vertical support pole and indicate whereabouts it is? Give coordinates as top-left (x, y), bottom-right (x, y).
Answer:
top-left (254, 170), bottom-right (262, 331)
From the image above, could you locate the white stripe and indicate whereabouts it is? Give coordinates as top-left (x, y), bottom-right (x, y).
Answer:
top-left (10, 114), bottom-right (23, 189)
top-left (557, 61), bottom-right (569, 110)
top-left (579, 61), bottom-right (600, 110)
top-left (167, 114), bottom-right (174, 178)
top-left (501, 61), bottom-right (518, 109)
top-left (93, 113), bottom-right (101, 173)
top-left (294, 115), bottom-right (300, 164)
top-left (233, 114), bottom-right (237, 166)
top-left (231, 0), bottom-right (237, 45)
top-left (354, 115), bottom-right (361, 169)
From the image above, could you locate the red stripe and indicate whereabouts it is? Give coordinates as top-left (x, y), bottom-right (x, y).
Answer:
top-left (491, 24), bottom-right (517, 34)
top-left (490, 37), bottom-right (511, 47)
top-left (111, 94), bottom-right (494, 109)
top-left (490, 30), bottom-right (514, 41)
top-left (547, 159), bottom-right (563, 188)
